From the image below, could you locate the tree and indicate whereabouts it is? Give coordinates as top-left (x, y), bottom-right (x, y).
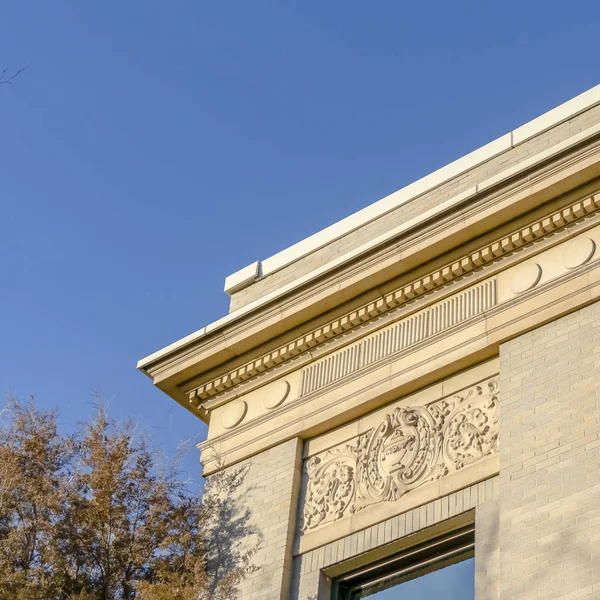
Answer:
top-left (0, 398), bottom-right (256, 600)
top-left (0, 400), bottom-right (70, 600)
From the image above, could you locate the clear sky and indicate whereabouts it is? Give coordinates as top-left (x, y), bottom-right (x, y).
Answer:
top-left (1, 3), bottom-right (598, 589)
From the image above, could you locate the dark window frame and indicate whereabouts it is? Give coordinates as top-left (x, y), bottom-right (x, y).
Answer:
top-left (330, 525), bottom-right (475, 599)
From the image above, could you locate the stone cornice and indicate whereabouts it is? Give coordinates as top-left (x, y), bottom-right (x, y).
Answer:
top-left (199, 244), bottom-right (600, 474)
top-left (188, 189), bottom-right (600, 411)
top-left (140, 131), bottom-right (600, 419)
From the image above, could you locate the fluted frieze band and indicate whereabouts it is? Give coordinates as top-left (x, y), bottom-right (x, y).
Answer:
top-left (300, 280), bottom-right (497, 397)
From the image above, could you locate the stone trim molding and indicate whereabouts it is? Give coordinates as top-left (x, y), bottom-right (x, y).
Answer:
top-left (290, 477), bottom-right (498, 599)
top-left (199, 218), bottom-right (600, 472)
top-left (188, 191), bottom-right (600, 408)
top-left (300, 282), bottom-right (497, 397)
top-left (300, 377), bottom-right (499, 533)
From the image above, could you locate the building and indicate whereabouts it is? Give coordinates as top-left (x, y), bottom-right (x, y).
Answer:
top-left (138, 84), bottom-right (600, 599)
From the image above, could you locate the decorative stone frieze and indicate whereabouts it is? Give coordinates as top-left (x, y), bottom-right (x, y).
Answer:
top-left (300, 377), bottom-right (499, 531)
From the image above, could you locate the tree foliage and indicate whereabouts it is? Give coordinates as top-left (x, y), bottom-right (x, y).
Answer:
top-left (0, 398), bottom-right (255, 600)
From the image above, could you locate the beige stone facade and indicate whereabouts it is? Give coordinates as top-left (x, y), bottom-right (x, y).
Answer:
top-left (139, 84), bottom-right (600, 599)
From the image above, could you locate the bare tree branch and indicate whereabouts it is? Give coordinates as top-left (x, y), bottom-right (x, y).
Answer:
top-left (0, 64), bottom-right (31, 85)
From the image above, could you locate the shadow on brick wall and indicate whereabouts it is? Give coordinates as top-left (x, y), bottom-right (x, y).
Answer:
top-left (203, 460), bottom-right (262, 597)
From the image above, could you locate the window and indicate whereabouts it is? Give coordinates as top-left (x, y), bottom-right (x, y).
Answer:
top-left (331, 526), bottom-right (475, 599)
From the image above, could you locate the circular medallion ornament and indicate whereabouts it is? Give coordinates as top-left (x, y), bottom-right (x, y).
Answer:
top-left (562, 237), bottom-right (595, 270)
top-left (509, 262), bottom-right (542, 295)
top-left (221, 400), bottom-right (247, 429)
top-left (262, 380), bottom-right (290, 410)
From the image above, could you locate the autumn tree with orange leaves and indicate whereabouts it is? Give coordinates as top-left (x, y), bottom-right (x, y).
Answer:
top-left (0, 399), bottom-right (256, 600)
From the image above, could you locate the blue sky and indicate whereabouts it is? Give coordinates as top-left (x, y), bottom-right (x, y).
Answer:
top-left (1, 0), bottom-right (598, 529)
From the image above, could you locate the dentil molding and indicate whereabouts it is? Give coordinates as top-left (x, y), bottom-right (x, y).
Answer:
top-left (188, 192), bottom-right (600, 409)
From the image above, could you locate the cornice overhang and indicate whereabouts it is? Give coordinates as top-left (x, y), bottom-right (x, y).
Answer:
top-left (138, 126), bottom-right (600, 422)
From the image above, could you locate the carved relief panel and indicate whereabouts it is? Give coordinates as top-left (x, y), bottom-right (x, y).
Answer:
top-left (300, 377), bottom-right (499, 532)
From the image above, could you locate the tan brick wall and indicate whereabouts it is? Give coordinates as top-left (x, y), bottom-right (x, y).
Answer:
top-left (214, 301), bottom-right (600, 599)
top-left (475, 499), bottom-right (500, 600)
top-left (230, 103), bottom-right (600, 312)
top-left (209, 438), bottom-right (303, 600)
top-left (498, 301), bottom-right (600, 599)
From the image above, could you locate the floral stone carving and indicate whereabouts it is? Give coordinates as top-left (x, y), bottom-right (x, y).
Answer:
top-left (301, 378), bottom-right (499, 531)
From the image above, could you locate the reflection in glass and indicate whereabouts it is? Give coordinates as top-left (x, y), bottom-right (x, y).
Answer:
top-left (360, 558), bottom-right (474, 599)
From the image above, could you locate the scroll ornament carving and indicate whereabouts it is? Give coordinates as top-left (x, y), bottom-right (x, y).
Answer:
top-left (301, 378), bottom-right (499, 531)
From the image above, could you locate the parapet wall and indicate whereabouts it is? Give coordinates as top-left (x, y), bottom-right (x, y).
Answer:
top-left (228, 101), bottom-right (600, 313)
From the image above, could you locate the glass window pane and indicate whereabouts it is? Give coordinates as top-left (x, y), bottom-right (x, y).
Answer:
top-left (362, 557), bottom-right (474, 599)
